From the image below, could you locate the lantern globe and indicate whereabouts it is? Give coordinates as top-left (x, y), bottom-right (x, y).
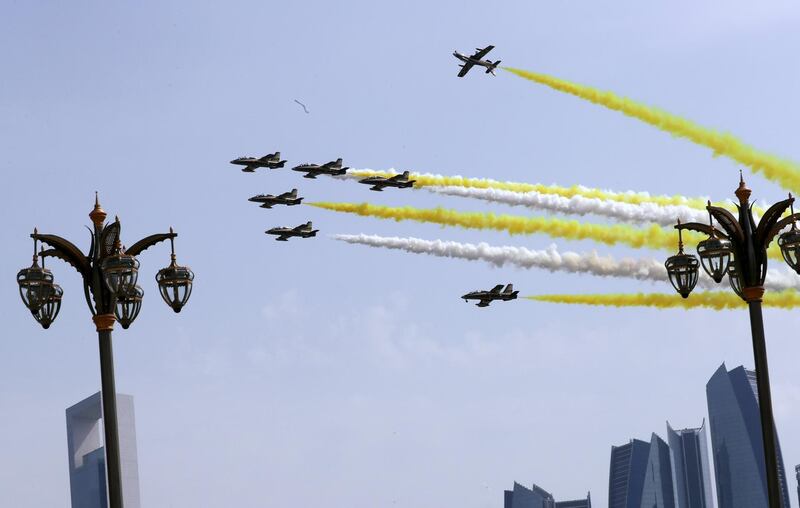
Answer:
top-left (17, 260), bottom-right (55, 313)
top-left (778, 227), bottom-right (800, 275)
top-left (156, 261), bottom-right (194, 313)
top-left (665, 252), bottom-right (700, 299)
top-left (101, 250), bottom-right (140, 295)
top-left (32, 283), bottom-right (63, 329)
top-left (115, 285), bottom-right (144, 329)
top-left (728, 262), bottom-right (744, 299)
top-left (697, 236), bottom-right (733, 283)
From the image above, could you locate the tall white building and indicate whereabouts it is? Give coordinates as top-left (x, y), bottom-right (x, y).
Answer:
top-left (66, 392), bottom-right (140, 508)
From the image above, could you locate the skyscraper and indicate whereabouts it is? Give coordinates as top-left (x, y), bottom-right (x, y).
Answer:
top-left (608, 438), bottom-right (650, 508)
top-left (504, 482), bottom-right (555, 508)
top-left (504, 482), bottom-right (591, 508)
top-left (706, 364), bottom-right (791, 508)
top-left (66, 392), bottom-right (141, 508)
top-left (667, 421), bottom-right (714, 508)
top-left (640, 433), bottom-right (676, 508)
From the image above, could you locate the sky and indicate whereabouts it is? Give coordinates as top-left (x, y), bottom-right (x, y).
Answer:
top-left (2, 1), bottom-right (800, 506)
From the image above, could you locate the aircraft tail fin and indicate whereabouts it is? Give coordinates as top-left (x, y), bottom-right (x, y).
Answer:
top-left (486, 60), bottom-right (500, 75)
top-left (504, 284), bottom-right (514, 293)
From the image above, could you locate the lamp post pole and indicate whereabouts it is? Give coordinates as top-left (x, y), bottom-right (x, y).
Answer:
top-left (667, 175), bottom-right (800, 508)
top-left (16, 195), bottom-right (194, 508)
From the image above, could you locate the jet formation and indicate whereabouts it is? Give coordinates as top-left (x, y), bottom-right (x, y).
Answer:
top-left (236, 43), bottom-right (511, 304)
top-left (453, 45), bottom-right (501, 77)
top-left (230, 152), bottom-right (287, 172)
top-left (265, 222), bottom-right (319, 241)
top-left (248, 189), bottom-right (303, 208)
top-left (358, 171), bottom-right (416, 192)
top-left (462, 284), bottom-right (518, 307)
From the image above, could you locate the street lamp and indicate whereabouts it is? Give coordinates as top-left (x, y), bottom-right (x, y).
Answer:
top-left (16, 194), bottom-right (194, 508)
top-left (665, 174), bottom-right (799, 508)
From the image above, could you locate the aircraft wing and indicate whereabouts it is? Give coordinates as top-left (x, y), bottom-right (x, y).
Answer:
top-left (490, 284), bottom-right (504, 294)
top-left (241, 166), bottom-right (257, 172)
top-left (276, 235), bottom-right (290, 241)
top-left (477, 299), bottom-right (492, 307)
top-left (470, 45), bottom-right (494, 60)
top-left (259, 154), bottom-right (275, 161)
top-left (457, 62), bottom-right (474, 78)
top-left (277, 192), bottom-right (292, 199)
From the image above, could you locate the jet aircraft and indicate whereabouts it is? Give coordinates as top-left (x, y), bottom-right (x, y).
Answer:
top-left (462, 284), bottom-right (518, 307)
top-left (265, 221), bottom-right (319, 241)
top-left (230, 152), bottom-right (287, 172)
top-left (291, 158), bottom-right (349, 179)
top-left (248, 189), bottom-right (303, 208)
top-left (453, 45), bottom-right (500, 77)
top-left (358, 171), bottom-right (416, 192)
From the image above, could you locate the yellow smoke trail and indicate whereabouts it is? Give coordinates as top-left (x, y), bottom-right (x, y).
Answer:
top-left (347, 169), bottom-right (710, 209)
top-left (309, 201), bottom-right (704, 250)
top-left (310, 201), bottom-right (784, 259)
top-left (526, 290), bottom-right (800, 310)
top-left (502, 66), bottom-right (800, 192)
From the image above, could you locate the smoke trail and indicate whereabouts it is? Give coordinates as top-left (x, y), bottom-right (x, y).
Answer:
top-left (341, 169), bottom-right (711, 209)
top-left (503, 67), bottom-right (800, 192)
top-left (333, 233), bottom-right (677, 282)
top-left (526, 291), bottom-right (800, 310)
top-left (311, 201), bottom-right (706, 250)
top-left (333, 234), bottom-right (798, 291)
top-left (427, 186), bottom-right (708, 226)
top-left (311, 202), bottom-right (786, 260)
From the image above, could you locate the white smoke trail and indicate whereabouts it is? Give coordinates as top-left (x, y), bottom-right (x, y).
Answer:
top-left (427, 186), bottom-right (708, 226)
top-left (333, 234), bottom-right (800, 291)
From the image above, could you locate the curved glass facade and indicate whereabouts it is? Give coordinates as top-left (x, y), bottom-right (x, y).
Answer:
top-left (706, 364), bottom-right (790, 508)
top-left (667, 421), bottom-right (714, 508)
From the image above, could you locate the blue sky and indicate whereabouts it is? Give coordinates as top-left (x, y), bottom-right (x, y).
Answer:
top-left (2, 1), bottom-right (800, 506)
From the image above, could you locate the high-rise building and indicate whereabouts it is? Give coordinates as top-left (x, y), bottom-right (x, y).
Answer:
top-left (706, 364), bottom-right (791, 508)
top-left (503, 483), bottom-right (591, 508)
top-left (667, 421), bottom-right (714, 508)
top-left (608, 438), bottom-right (650, 508)
top-left (504, 482), bottom-right (555, 508)
top-left (66, 392), bottom-right (141, 508)
top-left (640, 433), bottom-right (676, 508)
top-left (795, 465), bottom-right (800, 508)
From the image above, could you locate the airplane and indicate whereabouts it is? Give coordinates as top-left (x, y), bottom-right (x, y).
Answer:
top-left (358, 171), bottom-right (416, 192)
top-left (453, 45), bottom-right (501, 77)
top-left (230, 152), bottom-right (287, 172)
top-left (462, 284), bottom-right (518, 307)
top-left (248, 189), bottom-right (303, 208)
top-left (265, 221), bottom-right (319, 241)
top-left (291, 158), bottom-right (349, 179)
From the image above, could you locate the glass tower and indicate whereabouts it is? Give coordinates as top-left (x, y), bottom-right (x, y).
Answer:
top-left (640, 433), bottom-right (676, 508)
top-left (504, 483), bottom-right (592, 508)
top-left (66, 392), bottom-right (140, 508)
top-left (608, 439), bottom-right (650, 508)
top-left (667, 421), bottom-right (714, 508)
top-left (706, 364), bottom-right (791, 508)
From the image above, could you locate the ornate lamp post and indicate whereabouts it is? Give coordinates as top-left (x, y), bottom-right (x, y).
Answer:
top-left (16, 195), bottom-right (194, 508)
top-left (665, 174), bottom-right (800, 508)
